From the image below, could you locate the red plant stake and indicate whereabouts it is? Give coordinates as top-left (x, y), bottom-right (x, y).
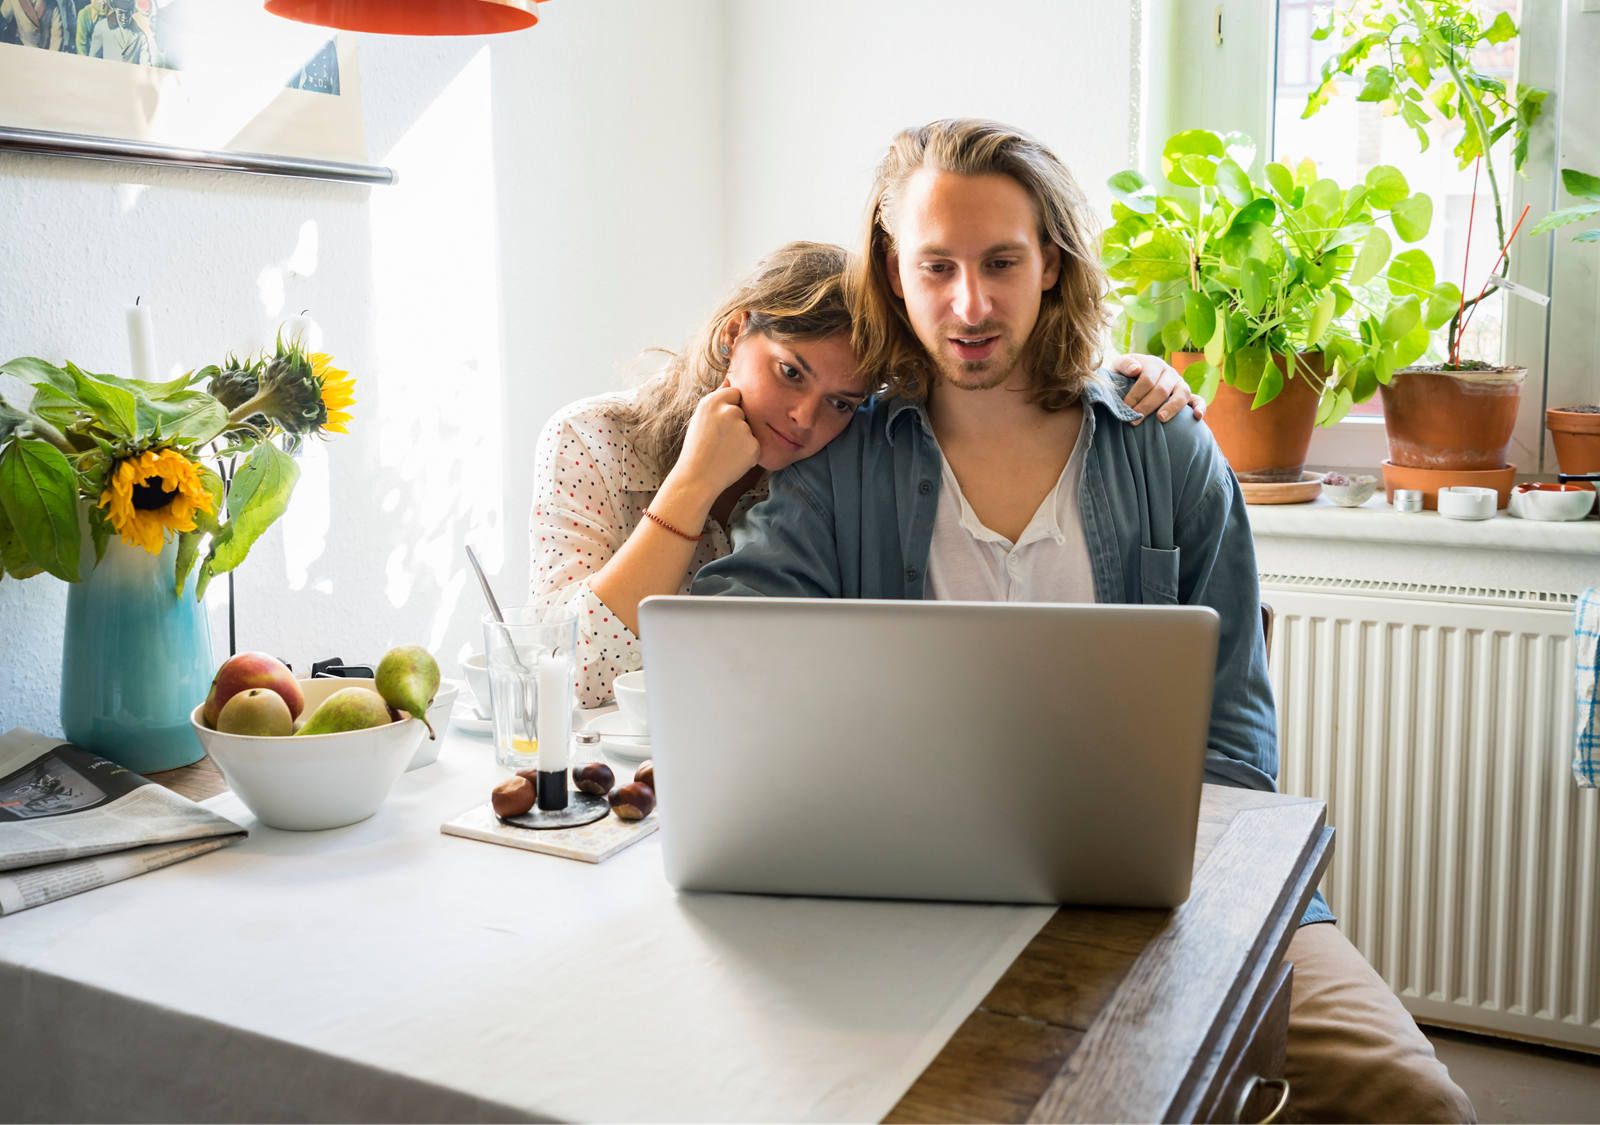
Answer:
top-left (1456, 202), bottom-right (1533, 362)
top-left (1451, 158), bottom-right (1481, 369)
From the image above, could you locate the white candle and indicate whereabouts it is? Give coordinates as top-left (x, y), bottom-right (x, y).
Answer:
top-left (536, 653), bottom-right (572, 775)
top-left (126, 303), bottom-right (157, 383)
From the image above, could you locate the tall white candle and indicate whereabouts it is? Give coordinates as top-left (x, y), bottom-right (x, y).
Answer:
top-left (126, 303), bottom-right (156, 383)
top-left (536, 653), bottom-right (572, 775)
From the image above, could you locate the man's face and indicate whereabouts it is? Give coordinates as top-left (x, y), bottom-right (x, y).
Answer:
top-left (885, 169), bottom-right (1061, 393)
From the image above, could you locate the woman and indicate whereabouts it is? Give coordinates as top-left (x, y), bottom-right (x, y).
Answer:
top-left (530, 241), bottom-right (1199, 706)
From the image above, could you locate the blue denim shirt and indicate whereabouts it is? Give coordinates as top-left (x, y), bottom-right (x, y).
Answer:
top-left (694, 373), bottom-right (1331, 924)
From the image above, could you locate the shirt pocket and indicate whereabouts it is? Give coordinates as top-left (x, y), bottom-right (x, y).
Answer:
top-left (1139, 545), bottom-right (1180, 604)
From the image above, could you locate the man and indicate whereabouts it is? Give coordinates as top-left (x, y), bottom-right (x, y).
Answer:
top-left (1, 0), bottom-right (76, 49)
top-left (694, 118), bottom-right (1473, 1123)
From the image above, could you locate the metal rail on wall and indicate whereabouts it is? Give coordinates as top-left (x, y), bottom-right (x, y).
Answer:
top-left (0, 125), bottom-right (396, 186)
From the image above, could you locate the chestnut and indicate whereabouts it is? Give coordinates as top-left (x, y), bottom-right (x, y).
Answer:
top-left (572, 761), bottom-right (615, 795)
top-left (515, 768), bottom-right (540, 783)
top-left (633, 761), bottom-right (655, 793)
top-left (491, 776), bottom-right (535, 818)
top-left (608, 782), bottom-right (655, 820)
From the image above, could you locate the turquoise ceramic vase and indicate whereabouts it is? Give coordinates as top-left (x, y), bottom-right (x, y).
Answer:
top-left (60, 536), bottom-right (214, 774)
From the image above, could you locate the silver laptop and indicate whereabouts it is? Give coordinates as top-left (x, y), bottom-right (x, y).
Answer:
top-left (637, 597), bottom-right (1218, 907)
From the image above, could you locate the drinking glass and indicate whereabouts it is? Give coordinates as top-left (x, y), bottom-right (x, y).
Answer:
top-left (483, 607), bottom-right (578, 773)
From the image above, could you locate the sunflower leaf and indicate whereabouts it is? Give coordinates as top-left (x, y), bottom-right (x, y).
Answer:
top-left (88, 504), bottom-right (112, 566)
top-left (0, 500), bottom-right (44, 580)
top-left (0, 438), bottom-right (81, 582)
top-left (196, 442), bottom-right (299, 600)
top-left (63, 363), bottom-right (138, 439)
top-left (194, 467), bottom-right (225, 536)
top-left (174, 530), bottom-right (202, 597)
top-left (134, 391), bottom-right (229, 446)
top-left (1, 357), bottom-right (74, 394)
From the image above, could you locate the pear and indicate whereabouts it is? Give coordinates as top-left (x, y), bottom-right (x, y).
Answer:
top-left (376, 645), bottom-right (441, 739)
top-left (295, 686), bottom-right (394, 736)
top-left (216, 687), bottom-right (294, 737)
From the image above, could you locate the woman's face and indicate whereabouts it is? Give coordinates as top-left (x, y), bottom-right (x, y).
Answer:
top-left (724, 327), bottom-right (867, 472)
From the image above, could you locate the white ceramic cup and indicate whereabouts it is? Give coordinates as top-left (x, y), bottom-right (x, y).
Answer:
top-left (612, 670), bottom-right (647, 733)
top-left (462, 653), bottom-right (490, 717)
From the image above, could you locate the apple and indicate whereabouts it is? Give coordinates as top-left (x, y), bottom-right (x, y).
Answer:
top-left (202, 651), bottom-right (304, 728)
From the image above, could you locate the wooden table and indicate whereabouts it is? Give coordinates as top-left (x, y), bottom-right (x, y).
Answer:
top-left (150, 759), bottom-right (1330, 1124)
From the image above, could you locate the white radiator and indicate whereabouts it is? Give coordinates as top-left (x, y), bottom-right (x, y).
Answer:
top-left (1259, 575), bottom-right (1600, 1052)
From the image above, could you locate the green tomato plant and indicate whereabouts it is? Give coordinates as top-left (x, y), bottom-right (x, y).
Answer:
top-left (1304, 0), bottom-right (1548, 365)
top-left (1529, 168), bottom-right (1600, 244)
top-left (1102, 129), bottom-right (1460, 426)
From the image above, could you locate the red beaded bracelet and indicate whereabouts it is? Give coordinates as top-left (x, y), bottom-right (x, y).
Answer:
top-left (643, 508), bottom-right (703, 542)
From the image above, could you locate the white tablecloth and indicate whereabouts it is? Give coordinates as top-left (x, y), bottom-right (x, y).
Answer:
top-left (0, 723), bottom-right (1053, 1123)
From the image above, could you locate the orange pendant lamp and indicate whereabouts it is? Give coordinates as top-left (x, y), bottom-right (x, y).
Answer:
top-left (264, 0), bottom-right (547, 35)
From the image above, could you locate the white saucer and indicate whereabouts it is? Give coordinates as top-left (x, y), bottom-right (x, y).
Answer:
top-left (452, 706), bottom-right (493, 736)
top-left (583, 711), bottom-right (652, 762)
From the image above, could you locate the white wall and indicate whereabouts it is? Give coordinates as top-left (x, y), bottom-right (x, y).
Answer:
top-left (0, 0), bottom-right (727, 736)
top-left (721, 0), bottom-right (1136, 275)
top-left (1, 0), bottom-right (1139, 738)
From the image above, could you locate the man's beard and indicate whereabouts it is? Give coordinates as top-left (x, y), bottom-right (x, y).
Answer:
top-left (933, 331), bottom-right (1023, 392)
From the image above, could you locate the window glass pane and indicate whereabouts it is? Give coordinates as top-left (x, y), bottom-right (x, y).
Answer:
top-left (1272, 1), bottom-right (1521, 417)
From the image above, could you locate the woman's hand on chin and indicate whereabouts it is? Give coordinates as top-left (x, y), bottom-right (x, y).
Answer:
top-left (1110, 354), bottom-right (1205, 424)
top-left (672, 383), bottom-right (762, 499)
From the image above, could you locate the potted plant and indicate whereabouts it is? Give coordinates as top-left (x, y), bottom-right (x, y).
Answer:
top-left (0, 332), bottom-right (355, 771)
top-left (1103, 128), bottom-right (1448, 482)
top-left (1531, 168), bottom-right (1600, 481)
top-left (1305, 0), bottom-right (1549, 479)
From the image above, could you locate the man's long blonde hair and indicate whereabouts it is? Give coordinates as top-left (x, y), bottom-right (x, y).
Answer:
top-left (852, 118), bottom-right (1110, 411)
top-left (619, 241), bottom-right (855, 475)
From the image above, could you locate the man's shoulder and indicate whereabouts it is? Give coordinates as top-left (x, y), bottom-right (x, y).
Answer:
top-left (1085, 371), bottom-right (1221, 466)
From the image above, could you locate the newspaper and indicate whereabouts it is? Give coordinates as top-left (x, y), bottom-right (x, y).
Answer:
top-left (0, 728), bottom-right (246, 916)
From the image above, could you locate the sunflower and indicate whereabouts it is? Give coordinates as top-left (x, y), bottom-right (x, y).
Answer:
top-left (98, 447), bottom-right (216, 555)
top-left (310, 353), bottom-right (356, 435)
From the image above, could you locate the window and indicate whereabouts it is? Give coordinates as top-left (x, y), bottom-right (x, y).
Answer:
top-left (1144, 0), bottom-right (1597, 474)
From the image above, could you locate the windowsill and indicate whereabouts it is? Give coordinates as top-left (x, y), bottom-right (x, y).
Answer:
top-left (1247, 496), bottom-right (1600, 557)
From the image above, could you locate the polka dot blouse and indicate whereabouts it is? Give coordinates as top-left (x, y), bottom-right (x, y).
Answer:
top-left (529, 390), bottom-right (768, 709)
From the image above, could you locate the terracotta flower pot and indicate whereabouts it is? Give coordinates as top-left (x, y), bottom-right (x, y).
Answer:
top-left (1174, 351), bottom-right (1323, 483)
top-left (1546, 405), bottom-right (1600, 476)
top-left (1379, 366), bottom-right (1526, 471)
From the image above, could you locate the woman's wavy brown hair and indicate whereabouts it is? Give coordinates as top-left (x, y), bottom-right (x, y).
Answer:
top-left (619, 241), bottom-right (856, 476)
top-left (852, 118), bottom-right (1111, 411)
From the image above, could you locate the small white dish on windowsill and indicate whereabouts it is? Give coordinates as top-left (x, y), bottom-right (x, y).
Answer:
top-left (1436, 486), bottom-right (1498, 521)
top-left (1320, 473), bottom-right (1378, 507)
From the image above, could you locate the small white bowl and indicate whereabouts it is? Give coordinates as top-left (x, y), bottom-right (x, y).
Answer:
top-left (1320, 474), bottom-right (1378, 507)
top-left (407, 678), bottom-right (461, 771)
top-left (1509, 484), bottom-right (1596, 521)
top-left (1436, 486), bottom-right (1497, 521)
top-left (192, 678), bottom-right (424, 831)
top-left (462, 653), bottom-right (490, 717)
top-left (612, 669), bottom-right (647, 733)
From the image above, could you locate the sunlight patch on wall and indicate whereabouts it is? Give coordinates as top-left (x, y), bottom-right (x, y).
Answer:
top-left (368, 48), bottom-right (502, 617)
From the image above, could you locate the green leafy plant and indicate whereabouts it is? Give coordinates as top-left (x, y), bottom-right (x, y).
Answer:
top-left (0, 333), bottom-right (355, 599)
top-left (1103, 129), bottom-right (1455, 426)
top-left (1304, 0), bottom-right (1548, 365)
top-left (1529, 168), bottom-right (1600, 244)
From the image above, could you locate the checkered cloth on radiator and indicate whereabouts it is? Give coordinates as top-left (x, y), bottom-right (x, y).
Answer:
top-left (1576, 588), bottom-right (1600, 788)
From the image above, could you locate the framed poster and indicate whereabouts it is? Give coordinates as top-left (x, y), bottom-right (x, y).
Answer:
top-left (0, 0), bottom-right (390, 183)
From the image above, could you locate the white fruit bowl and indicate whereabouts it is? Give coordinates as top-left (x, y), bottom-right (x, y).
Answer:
top-left (408, 678), bottom-right (461, 771)
top-left (191, 678), bottom-right (424, 831)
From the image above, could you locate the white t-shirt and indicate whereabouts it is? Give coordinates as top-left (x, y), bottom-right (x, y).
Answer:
top-left (924, 421), bottom-right (1097, 604)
